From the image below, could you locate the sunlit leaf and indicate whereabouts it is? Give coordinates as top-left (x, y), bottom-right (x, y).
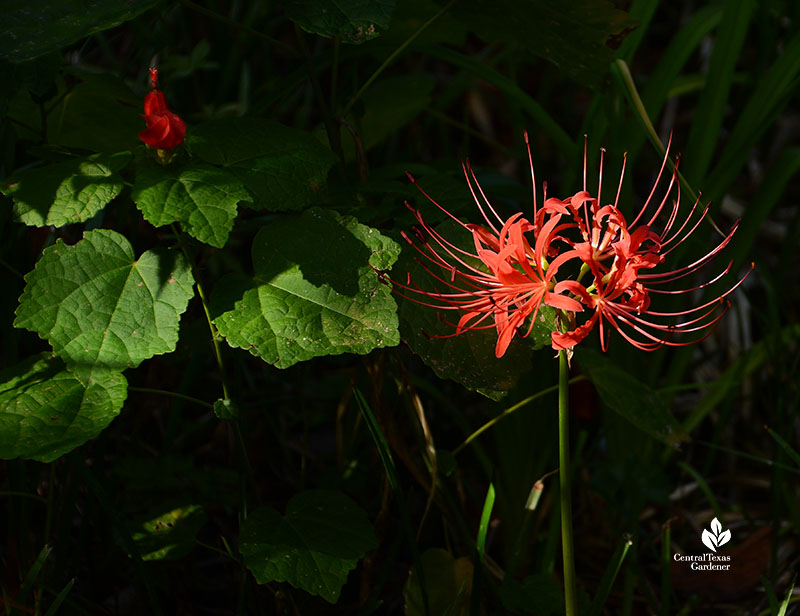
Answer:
top-left (214, 208), bottom-right (400, 368)
top-left (2, 152), bottom-right (131, 227)
top-left (14, 229), bottom-right (195, 385)
top-left (128, 504), bottom-right (207, 561)
top-left (132, 162), bottom-right (250, 248)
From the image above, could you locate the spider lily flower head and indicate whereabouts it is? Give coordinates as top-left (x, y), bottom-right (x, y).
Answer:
top-left (384, 133), bottom-right (583, 358)
top-left (551, 136), bottom-right (753, 351)
top-left (379, 133), bottom-right (751, 358)
top-left (139, 67), bottom-right (186, 150)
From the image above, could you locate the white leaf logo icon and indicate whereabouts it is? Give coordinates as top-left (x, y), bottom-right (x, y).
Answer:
top-left (701, 517), bottom-right (731, 552)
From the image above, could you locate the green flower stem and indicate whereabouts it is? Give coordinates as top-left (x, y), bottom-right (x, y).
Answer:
top-left (342, 0), bottom-right (458, 115)
top-left (559, 349), bottom-right (578, 616)
top-left (128, 386), bottom-right (213, 409)
top-left (171, 225), bottom-right (231, 402)
top-left (452, 375), bottom-right (585, 456)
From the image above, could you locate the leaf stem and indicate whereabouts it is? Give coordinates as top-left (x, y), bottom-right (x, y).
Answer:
top-left (128, 386), bottom-right (213, 409)
top-left (171, 225), bottom-right (231, 402)
top-left (342, 0), bottom-right (458, 115)
top-left (452, 375), bottom-right (585, 456)
top-left (559, 349), bottom-right (578, 616)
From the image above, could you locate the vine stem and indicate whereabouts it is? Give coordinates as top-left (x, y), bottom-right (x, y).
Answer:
top-left (558, 349), bottom-right (578, 616)
top-left (171, 225), bottom-right (230, 402)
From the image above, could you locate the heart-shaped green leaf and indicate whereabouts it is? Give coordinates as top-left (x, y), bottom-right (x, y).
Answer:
top-left (14, 229), bottom-right (195, 384)
top-left (132, 162), bottom-right (250, 248)
top-left (240, 490), bottom-right (377, 603)
top-left (2, 152), bottom-right (131, 227)
top-left (214, 208), bottom-right (400, 368)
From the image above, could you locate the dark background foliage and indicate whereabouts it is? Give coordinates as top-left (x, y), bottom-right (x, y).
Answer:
top-left (1, 0), bottom-right (799, 614)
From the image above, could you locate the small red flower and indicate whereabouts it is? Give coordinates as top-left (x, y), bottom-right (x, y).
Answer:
top-left (138, 68), bottom-right (186, 150)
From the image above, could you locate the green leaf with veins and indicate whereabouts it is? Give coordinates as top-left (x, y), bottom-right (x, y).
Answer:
top-left (0, 354), bottom-right (127, 462)
top-left (132, 163), bottom-right (250, 248)
top-left (2, 152), bottom-right (131, 227)
top-left (188, 118), bottom-right (337, 211)
top-left (285, 0), bottom-right (395, 43)
top-left (240, 490), bottom-right (378, 603)
top-left (14, 229), bottom-right (194, 385)
top-left (214, 208), bottom-right (400, 369)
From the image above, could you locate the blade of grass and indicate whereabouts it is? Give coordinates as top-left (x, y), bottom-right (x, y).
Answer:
top-left (777, 576), bottom-right (796, 616)
top-left (676, 461), bottom-right (723, 519)
top-left (354, 388), bottom-right (429, 616)
top-left (704, 33), bottom-right (800, 204)
top-left (17, 544), bottom-right (52, 608)
top-left (676, 324), bottom-right (800, 438)
top-left (616, 0), bottom-right (658, 62)
top-left (471, 481), bottom-right (496, 616)
top-left (424, 44), bottom-right (576, 160)
top-left (765, 576), bottom-right (780, 616)
top-left (730, 147), bottom-right (800, 269)
top-left (693, 440), bottom-right (800, 476)
top-left (588, 535), bottom-right (633, 616)
top-left (765, 426), bottom-right (800, 470)
top-left (42, 577), bottom-right (75, 616)
top-left (620, 6), bottom-right (723, 156)
top-left (661, 522), bottom-right (672, 616)
top-left (684, 0), bottom-right (755, 183)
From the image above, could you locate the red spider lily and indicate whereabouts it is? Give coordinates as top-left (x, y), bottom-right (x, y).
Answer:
top-left (139, 68), bottom-right (186, 150)
top-left (551, 137), bottom-right (752, 351)
top-left (386, 133), bottom-right (583, 358)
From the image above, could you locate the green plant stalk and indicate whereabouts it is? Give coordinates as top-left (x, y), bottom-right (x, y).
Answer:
top-left (559, 349), bottom-right (578, 616)
top-left (171, 225), bottom-right (230, 402)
